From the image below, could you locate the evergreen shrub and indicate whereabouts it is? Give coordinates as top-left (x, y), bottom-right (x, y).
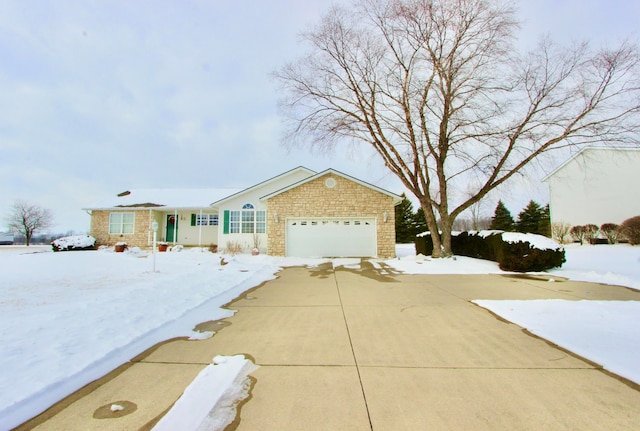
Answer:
top-left (415, 231), bottom-right (565, 272)
top-left (496, 239), bottom-right (565, 272)
top-left (415, 234), bottom-right (433, 255)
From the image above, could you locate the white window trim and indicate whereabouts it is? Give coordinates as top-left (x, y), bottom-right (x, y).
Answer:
top-left (109, 212), bottom-right (135, 234)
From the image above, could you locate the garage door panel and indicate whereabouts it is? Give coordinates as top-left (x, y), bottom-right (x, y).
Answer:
top-left (286, 218), bottom-right (376, 257)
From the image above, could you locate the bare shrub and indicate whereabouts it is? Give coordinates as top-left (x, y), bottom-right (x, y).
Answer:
top-left (620, 216), bottom-right (640, 245)
top-left (600, 223), bottom-right (620, 244)
top-left (208, 243), bottom-right (218, 253)
top-left (226, 241), bottom-right (243, 255)
top-left (583, 224), bottom-right (599, 244)
top-left (551, 222), bottom-right (572, 244)
top-left (570, 225), bottom-right (586, 245)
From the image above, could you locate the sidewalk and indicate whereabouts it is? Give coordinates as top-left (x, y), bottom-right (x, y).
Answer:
top-left (17, 263), bottom-right (640, 430)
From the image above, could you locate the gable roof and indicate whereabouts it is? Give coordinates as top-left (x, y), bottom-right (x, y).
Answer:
top-left (541, 146), bottom-right (640, 182)
top-left (259, 168), bottom-right (404, 205)
top-left (210, 166), bottom-right (316, 206)
top-left (83, 188), bottom-right (242, 210)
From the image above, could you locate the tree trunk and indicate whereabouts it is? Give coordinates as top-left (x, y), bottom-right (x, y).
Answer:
top-left (418, 200), bottom-right (444, 258)
top-left (439, 215), bottom-right (454, 257)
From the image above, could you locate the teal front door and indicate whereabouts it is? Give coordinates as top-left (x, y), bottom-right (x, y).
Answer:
top-left (166, 215), bottom-right (178, 242)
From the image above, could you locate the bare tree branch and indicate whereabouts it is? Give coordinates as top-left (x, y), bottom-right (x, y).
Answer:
top-left (5, 200), bottom-right (53, 246)
top-left (275, 0), bottom-right (640, 256)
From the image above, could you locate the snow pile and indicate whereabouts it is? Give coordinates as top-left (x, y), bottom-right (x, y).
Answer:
top-left (152, 355), bottom-right (258, 431)
top-left (550, 243), bottom-right (640, 290)
top-left (501, 232), bottom-right (563, 251)
top-left (51, 235), bottom-right (96, 251)
top-left (474, 300), bottom-right (640, 384)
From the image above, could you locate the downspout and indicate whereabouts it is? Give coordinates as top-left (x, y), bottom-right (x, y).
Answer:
top-left (198, 209), bottom-right (203, 246)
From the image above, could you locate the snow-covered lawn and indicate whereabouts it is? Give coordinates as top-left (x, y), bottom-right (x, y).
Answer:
top-left (0, 243), bottom-right (639, 430)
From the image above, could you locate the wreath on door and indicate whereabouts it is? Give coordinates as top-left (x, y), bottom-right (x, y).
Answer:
top-left (168, 215), bottom-right (176, 225)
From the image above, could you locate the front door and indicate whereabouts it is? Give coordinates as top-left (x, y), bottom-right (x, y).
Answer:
top-left (166, 214), bottom-right (178, 242)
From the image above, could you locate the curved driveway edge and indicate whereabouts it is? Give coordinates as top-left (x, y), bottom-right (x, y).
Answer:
top-left (18, 262), bottom-right (640, 430)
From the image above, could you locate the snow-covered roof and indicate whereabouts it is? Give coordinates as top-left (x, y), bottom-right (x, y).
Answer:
top-left (83, 188), bottom-right (243, 210)
top-left (211, 166), bottom-right (316, 206)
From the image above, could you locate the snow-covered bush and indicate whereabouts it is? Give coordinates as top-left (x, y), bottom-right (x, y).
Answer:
top-left (498, 233), bottom-right (565, 272)
top-left (415, 231), bottom-right (565, 272)
top-left (51, 235), bottom-right (96, 252)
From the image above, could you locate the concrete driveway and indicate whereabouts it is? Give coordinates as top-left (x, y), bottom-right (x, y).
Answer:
top-left (19, 262), bottom-right (640, 430)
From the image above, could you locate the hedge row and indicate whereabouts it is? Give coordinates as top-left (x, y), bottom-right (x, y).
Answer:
top-left (415, 231), bottom-right (565, 272)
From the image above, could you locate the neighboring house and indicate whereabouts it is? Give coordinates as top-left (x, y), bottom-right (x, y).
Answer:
top-left (83, 167), bottom-right (402, 258)
top-left (542, 147), bottom-right (640, 227)
top-left (0, 232), bottom-right (14, 245)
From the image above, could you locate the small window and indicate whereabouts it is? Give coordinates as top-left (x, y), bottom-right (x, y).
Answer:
top-left (109, 212), bottom-right (135, 234)
top-left (311, 221), bottom-right (318, 226)
top-left (242, 203), bottom-right (255, 209)
top-left (354, 221), bottom-right (361, 225)
top-left (301, 221), bottom-right (307, 226)
top-left (229, 211), bottom-right (240, 233)
top-left (344, 221), bottom-right (350, 225)
top-left (196, 214), bottom-right (219, 226)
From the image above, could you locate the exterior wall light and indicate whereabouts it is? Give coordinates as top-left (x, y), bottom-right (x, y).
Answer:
top-left (274, 213), bottom-right (279, 223)
top-left (383, 212), bottom-right (389, 223)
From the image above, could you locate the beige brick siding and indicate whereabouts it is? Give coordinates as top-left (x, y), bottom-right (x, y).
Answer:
top-left (266, 174), bottom-right (396, 258)
top-left (90, 210), bottom-right (152, 247)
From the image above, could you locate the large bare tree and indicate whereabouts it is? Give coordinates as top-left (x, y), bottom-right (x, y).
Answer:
top-left (275, 0), bottom-right (640, 257)
top-left (6, 200), bottom-right (53, 246)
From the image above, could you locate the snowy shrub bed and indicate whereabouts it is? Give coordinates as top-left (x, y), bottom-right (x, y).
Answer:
top-left (51, 235), bottom-right (97, 252)
top-left (415, 231), bottom-right (565, 272)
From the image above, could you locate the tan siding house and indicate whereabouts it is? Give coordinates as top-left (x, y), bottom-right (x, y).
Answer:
top-left (83, 167), bottom-right (402, 258)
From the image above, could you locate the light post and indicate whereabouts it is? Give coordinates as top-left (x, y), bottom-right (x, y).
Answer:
top-left (151, 220), bottom-right (158, 272)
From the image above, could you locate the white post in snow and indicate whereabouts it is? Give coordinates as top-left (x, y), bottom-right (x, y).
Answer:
top-left (152, 220), bottom-right (159, 272)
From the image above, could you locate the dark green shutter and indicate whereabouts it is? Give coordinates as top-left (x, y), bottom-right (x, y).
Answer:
top-left (191, 214), bottom-right (196, 226)
top-left (223, 210), bottom-right (230, 234)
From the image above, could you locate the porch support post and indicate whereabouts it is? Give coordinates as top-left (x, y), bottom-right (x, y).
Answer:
top-left (174, 209), bottom-right (178, 245)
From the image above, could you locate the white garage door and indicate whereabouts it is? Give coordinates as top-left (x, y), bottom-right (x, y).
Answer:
top-left (286, 218), bottom-right (377, 257)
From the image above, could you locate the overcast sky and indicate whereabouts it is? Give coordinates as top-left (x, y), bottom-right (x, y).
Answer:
top-left (1, 0), bottom-right (638, 233)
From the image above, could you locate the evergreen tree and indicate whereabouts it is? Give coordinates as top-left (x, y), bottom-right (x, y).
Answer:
top-left (413, 207), bottom-right (429, 235)
top-left (395, 193), bottom-right (416, 243)
top-left (517, 200), bottom-right (542, 234)
top-left (538, 204), bottom-right (551, 237)
top-left (489, 200), bottom-right (515, 231)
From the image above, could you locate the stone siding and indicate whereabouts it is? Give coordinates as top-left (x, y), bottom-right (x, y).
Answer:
top-left (266, 174), bottom-right (396, 258)
top-left (90, 210), bottom-right (152, 247)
